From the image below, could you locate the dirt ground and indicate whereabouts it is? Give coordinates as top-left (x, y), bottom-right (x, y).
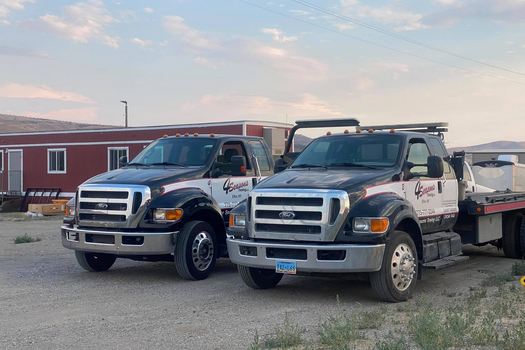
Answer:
top-left (0, 214), bottom-right (522, 349)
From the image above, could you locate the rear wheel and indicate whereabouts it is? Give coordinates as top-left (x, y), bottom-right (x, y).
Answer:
top-left (370, 231), bottom-right (418, 302)
top-left (238, 265), bottom-right (283, 289)
top-left (75, 251), bottom-right (116, 272)
top-left (175, 220), bottom-right (217, 280)
top-left (502, 213), bottom-right (524, 259)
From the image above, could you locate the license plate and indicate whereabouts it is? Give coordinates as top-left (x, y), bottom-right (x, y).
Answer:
top-left (276, 260), bottom-right (297, 275)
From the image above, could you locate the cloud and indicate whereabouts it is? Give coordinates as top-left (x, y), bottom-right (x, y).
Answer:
top-left (248, 43), bottom-right (327, 80)
top-left (261, 28), bottom-right (298, 43)
top-left (334, 23), bottom-right (354, 31)
top-left (129, 37), bottom-right (153, 47)
top-left (182, 93), bottom-right (342, 119)
top-left (426, 0), bottom-right (525, 25)
top-left (143, 7), bottom-right (154, 14)
top-left (340, 0), bottom-right (427, 31)
top-left (0, 45), bottom-right (48, 58)
top-left (39, 0), bottom-right (119, 48)
top-left (162, 15), bottom-right (326, 80)
top-left (163, 15), bottom-right (219, 51)
top-left (0, 83), bottom-right (94, 103)
top-left (0, 0), bottom-right (32, 24)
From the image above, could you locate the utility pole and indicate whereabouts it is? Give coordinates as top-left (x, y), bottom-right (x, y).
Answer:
top-left (120, 100), bottom-right (128, 127)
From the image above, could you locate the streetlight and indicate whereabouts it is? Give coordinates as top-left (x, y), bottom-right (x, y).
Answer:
top-left (120, 100), bottom-right (128, 127)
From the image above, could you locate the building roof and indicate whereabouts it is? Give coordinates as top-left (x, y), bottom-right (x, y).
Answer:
top-left (0, 119), bottom-right (292, 137)
top-left (466, 149), bottom-right (525, 154)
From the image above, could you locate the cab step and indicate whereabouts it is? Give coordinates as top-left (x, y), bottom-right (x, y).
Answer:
top-left (422, 255), bottom-right (469, 270)
top-left (422, 231), bottom-right (462, 263)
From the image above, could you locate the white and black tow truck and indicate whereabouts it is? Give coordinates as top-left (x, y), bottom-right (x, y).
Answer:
top-left (61, 134), bottom-right (274, 280)
top-left (227, 119), bottom-right (525, 302)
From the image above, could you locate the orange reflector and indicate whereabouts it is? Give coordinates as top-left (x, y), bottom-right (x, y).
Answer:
top-left (165, 209), bottom-right (184, 221)
top-left (228, 214), bottom-right (235, 227)
top-left (370, 218), bottom-right (389, 233)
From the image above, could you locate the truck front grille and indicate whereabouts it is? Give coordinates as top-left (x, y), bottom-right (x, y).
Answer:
top-left (249, 189), bottom-right (350, 242)
top-left (77, 184), bottom-right (151, 227)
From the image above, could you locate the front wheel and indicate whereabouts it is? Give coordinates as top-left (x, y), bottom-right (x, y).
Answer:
top-left (238, 265), bottom-right (283, 289)
top-left (75, 251), bottom-right (116, 272)
top-left (174, 220), bottom-right (217, 280)
top-left (370, 231), bottom-right (418, 302)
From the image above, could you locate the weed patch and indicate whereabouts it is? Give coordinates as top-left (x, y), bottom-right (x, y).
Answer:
top-left (14, 233), bottom-right (41, 244)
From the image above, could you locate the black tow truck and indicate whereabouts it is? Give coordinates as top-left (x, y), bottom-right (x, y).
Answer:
top-left (227, 119), bottom-right (525, 302)
top-left (61, 133), bottom-right (274, 280)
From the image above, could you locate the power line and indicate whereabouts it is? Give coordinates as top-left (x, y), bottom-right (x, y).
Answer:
top-left (238, 0), bottom-right (525, 86)
top-left (290, 0), bottom-right (525, 78)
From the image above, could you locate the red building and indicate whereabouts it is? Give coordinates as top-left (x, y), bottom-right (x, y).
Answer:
top-left (0, 120), bottom-right (290, 197)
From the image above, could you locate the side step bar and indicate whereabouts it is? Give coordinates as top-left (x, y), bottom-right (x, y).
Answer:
top-left (422, 255), bottom-right (469, 270)
top-left (422, 231), bottom-right (468, 269)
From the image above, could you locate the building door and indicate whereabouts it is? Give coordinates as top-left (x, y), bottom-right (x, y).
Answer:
top-left (8, 150), bottom-right (23, 194)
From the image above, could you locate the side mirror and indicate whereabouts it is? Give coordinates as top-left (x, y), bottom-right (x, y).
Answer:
top-left (427, 155), bottom-right (444, 178)
top-left (274, 157), bottom-right (288, 173)
top-left (119, 156), bottom-right (128, 168)
top-left (231, 155), bottom-right (247, 176)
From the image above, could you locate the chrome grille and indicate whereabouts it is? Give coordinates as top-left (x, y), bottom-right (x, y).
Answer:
top-left (249, 189), bottom-right (350, 242)
top-left (77, 184), bottom-right (151, 228)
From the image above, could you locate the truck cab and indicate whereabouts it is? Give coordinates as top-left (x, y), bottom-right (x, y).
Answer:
top-left (62, 134), bottom-right (273, 280)
top-left (227, 120), bottom-right (525, 302)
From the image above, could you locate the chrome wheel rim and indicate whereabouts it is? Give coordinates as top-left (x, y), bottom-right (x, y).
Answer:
top-left (390, 243), bottom-right (416, 292)
top-left (192, 231), bottom-right (214, 272)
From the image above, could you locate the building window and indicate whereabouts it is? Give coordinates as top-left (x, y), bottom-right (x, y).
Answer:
top-left (108, 147), bottom-right (129, 171)
top-left (48, 149), bottom-right (66, 174)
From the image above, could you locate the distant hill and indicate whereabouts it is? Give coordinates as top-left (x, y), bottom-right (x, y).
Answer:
top-left (293, 134), bottom-right (312, 151)
top-left (0, 114), bottom-right (114, 133)
top-left (450, 141), bottom-right (525, 152)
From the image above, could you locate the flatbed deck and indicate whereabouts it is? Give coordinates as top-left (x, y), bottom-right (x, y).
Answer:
top-left (460, 191), bottom-right (525, 215)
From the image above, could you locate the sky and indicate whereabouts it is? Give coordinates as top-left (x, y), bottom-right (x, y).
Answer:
top-left (0, 0), bottom-right (524, 147)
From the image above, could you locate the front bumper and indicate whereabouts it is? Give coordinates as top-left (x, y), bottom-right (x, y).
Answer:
top-left (227, 238), bottom-right (385, 273)
top-left (61, 225), bottom-right (178, 255)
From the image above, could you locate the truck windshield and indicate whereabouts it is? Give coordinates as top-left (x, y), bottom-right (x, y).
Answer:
top-left (291, 134), bottom-right (402, 169)
top-left (129, 138), bottom-right (217, 167)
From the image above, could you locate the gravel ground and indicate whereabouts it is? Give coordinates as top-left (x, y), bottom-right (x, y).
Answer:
top-left (0, 215), bottom-right (520, 350)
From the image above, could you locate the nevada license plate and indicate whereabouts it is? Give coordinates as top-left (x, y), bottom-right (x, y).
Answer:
top-left (275, 260), bottom-right (297, 275)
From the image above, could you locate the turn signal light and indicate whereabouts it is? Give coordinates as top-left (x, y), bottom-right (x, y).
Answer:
top-left (370, 218), bottom-right (389, 233)
top-left (153, 208), bottom-right (184, 222)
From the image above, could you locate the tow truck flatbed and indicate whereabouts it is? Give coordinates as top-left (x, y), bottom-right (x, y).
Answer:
top-left (460, 191), bottom-right (525, 215)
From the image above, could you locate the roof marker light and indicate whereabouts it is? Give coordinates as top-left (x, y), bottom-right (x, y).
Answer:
top-left (193, 133), bottom-right (199, 137)
top-left (368, 129), bottom-right (374, 133)
top-left (356, 128), bottom-right (362, 134)
top-left (210, 133), bottom-right (215, 137)
top-left (184, 133), bottom-right (189, 137)
top-left (344, 129), bottom-right (349, 134)
top-left (390, 129), bottom-right (395, 134)
top-left (175, 133), bottom-right (180, 137)
top-left (326, 131), bottom-right (332, 136)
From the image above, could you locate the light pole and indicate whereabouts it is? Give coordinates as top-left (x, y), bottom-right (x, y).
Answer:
top-left (120, 100), bottom-right (128, 127)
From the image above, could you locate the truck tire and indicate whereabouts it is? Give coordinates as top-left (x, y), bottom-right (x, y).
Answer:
top-left (175, 220), bottom-right (217, 280)
top-left (502, 213), bottom-right (523, 259)
top-left (75, 251), bottom-right (116, 272)
top-left (370, 231), bottom-right (418, 302)
top-left (238, 265), bottom-right (283, 289)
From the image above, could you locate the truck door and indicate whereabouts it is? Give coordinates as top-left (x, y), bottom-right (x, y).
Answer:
top-left (403, 138), bottom-right (446, 233)
top-left (210, 140), bottom-right (257, 211)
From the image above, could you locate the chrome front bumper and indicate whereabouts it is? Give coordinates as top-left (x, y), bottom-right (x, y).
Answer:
top-left (61, 225), bottom-right (178, 255)
top-left (227, 238), bottom-right (385, 273)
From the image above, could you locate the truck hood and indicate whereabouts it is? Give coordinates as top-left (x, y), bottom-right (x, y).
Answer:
top-left (256, 168), bottom-right (398, 193)
top-left (84, 166), bottom-right (206, 189)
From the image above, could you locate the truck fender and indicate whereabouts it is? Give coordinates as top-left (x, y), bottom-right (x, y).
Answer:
top-left (346, 193), bottom-right (423, 257)
top-left (145, 188), bottom-right (225, 238)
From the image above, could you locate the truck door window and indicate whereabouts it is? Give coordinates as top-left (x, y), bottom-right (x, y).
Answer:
top-left (249, 140), bottom-right (272, 175)
top-left (463, 163), bottom-right (472, 181)
top-left (213, 141), bottom-right (252, 177)
top-left (407, 140), bottom-right (430, 176)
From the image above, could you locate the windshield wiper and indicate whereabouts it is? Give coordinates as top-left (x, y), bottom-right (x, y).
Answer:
top-left (127, 162), bottom-right (149, 167)
top-left (150, 162), bottom-right (187, 167)
top-left (326, 162), bottom-right (381, 169)
top-left (291, 163), bottom-right (327, 169)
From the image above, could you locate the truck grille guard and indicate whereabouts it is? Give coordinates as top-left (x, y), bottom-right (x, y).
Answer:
top-left (248, 188), bottom-right (350, 242)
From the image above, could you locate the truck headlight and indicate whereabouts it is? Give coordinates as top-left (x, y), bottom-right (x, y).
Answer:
top-left (65, 198), bottom-right (76, 217)
top-left (229, 213), bottom-right (246, 228)
top-left (153, 208), bottom-right (183, 223)
top-left (353, 217), bottom-right (389, 234)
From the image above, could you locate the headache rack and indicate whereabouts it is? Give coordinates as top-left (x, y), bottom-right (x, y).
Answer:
top-left (357, 122), bottom-right (448, 135)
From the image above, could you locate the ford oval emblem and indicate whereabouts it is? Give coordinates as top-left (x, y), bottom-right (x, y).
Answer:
top-left (96, 203), bottom-right (109, 210)
top-left (279, 211), bottom-right (296, 220)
